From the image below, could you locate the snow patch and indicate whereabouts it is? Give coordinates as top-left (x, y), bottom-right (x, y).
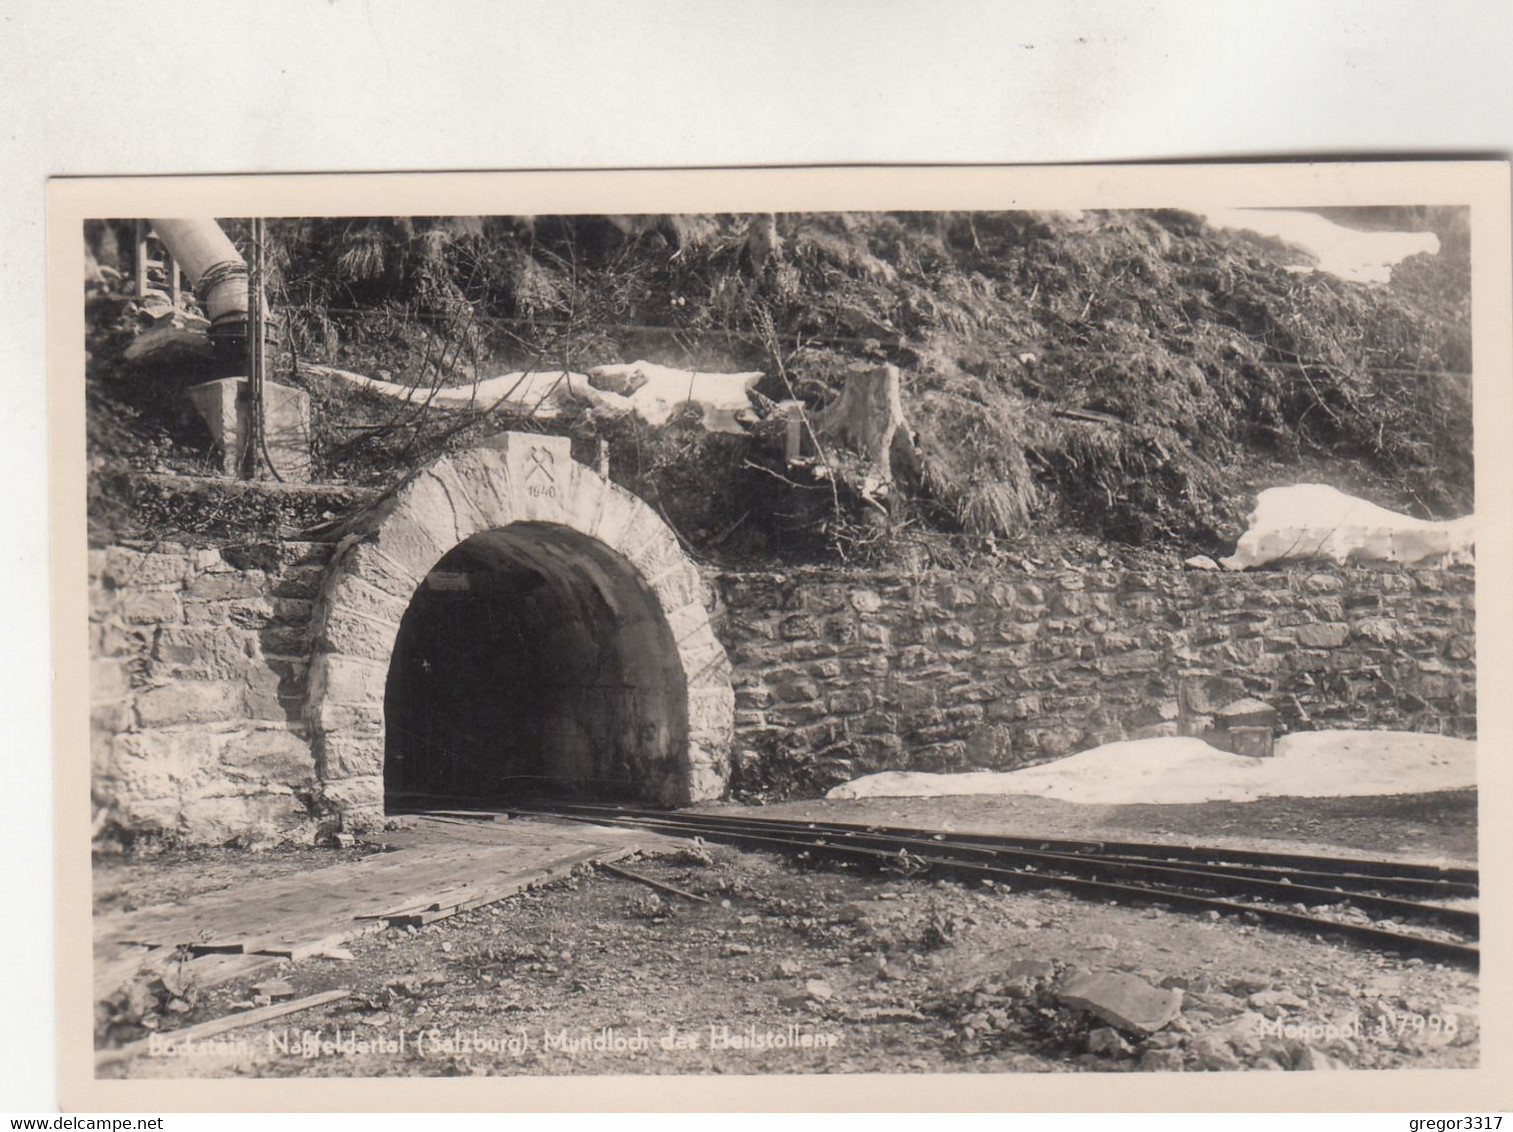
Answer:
top-left (1202, 209), bottom-right (1439, 285)
top-left (586, 361), bottom-right (764, 433)
top-left (306, 359), bottom-right (763, 434)
top-left (1220, 484), bottom-right (1473, 570)
top-left (825, 731), bottom-right (1474, 805)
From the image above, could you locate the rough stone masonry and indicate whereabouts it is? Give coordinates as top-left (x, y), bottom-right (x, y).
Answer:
top-left (88, 533), bottom-right (1475, 843)
top-left (708, 563), bottom-right (1475, 796)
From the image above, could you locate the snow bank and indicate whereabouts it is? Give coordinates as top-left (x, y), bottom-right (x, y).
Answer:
top-left (307, 360), bottom-right (763, 434)
top-left (585, 361), bottom-right (764, 433)
top-left (1220, 484), bottom-right (1473, 570)
top-left (825, 731), bottom-right (1474, 805)
top-left (1202, 209), bottom-right (1439, 285)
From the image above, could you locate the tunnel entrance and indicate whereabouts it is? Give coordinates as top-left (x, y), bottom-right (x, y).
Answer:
top-left (383, 523), bottom-right (688, 807)
top-left (305, 434), bottom-right (733, 828)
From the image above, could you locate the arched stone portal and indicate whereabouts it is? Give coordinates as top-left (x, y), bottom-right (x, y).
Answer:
top-left (304, 433), bottom-right (734, 827)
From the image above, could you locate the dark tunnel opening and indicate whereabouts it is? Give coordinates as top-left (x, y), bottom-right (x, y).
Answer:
top-left (383, 522), bottom-right (690, 809)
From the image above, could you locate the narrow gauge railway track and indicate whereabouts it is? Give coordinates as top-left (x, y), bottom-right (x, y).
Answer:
top-left (461, 801), bottom-right (1479, 969)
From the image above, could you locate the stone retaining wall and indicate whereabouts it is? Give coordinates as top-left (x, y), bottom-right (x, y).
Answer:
top-left (706, 564), bottom-right (1476, 797)
top-left (87, 535), bottom-right (1476, 839)
top-left (89, 541), bottom-right (334, 843)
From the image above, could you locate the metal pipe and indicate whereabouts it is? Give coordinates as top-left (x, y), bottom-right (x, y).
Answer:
top-left (243, 218), bottom-right (266, 478)
top-left (148, 218), bottom-right (249, 365)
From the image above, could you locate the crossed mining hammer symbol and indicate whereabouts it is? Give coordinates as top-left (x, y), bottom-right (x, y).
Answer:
top-left (526, 445), bottom-right (556, 483)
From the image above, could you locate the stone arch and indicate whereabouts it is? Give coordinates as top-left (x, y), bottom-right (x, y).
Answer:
top-left (304, 433), bottom-right (733, 826)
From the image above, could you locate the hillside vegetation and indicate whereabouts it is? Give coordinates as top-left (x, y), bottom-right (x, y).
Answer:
top-left (86, 208), bottom-right (1472, 563)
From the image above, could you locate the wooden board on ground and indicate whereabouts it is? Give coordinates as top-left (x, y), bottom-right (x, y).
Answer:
top-left (96, 989), bottom-right (352, 1068)
top-left (94, 818), bottom-right (668, 998)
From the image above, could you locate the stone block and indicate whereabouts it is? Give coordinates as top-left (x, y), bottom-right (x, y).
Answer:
top-left (778, 614), bottom-right (821, 641)
top-left (135, 681), bottom-right (242, 728)
top-left (1301, 573), bottom-right (1344, 594)
top-left (91, 701), bottom-right (133, 734)
top-left (887, 682), bottom-right (937, 711)
top-left (307, 698), bottom-right (383, 735)
top-left (224, 726), bottom-right (317, 782)
top-left (1055, 591), bottom-right (1089, 616)
top-left (735, 686), bottom-right (774, 710)
top-left (316, 606), bottom-right (401, 662)
top-left (316, 654), bottom-right (387, 706)
top-left (104, 546), bottom-right (193, 588)
top-left (318, 728), bottom-right (383, 779)
top-left (822, 615), bottom-right (859, 645)
top-left (177, 788), bottom-right (315, 845)
top-left (1022, 725), bottom-right (1083, 757)
top-left (1099, 649), bottom-right (1157, 676)
top-left (937, 623), bottom-right (977, 648)
top-left (186, 377), bottom-right (314, 482)
top-left (964, 723), bottom-right (1014, 765)
top-left (915, 741), bottom-right (969, 771)
top-left (109, 728), bottom-right (216, 798)
top-left (1058, 970), bottom-right (1183, 1035)
top-left (827, 688), bottom-right (875, 714)
top-left (152, 625), bottom-right (257, 679)
top-left (943, 584), bottom-right (978, 608)
top-left (119, 590), bottom-right (182, 625)
top-left (1296, 622), bottom-right (1350, 649)
top-left (184, 571), bottom-right (268, 602)
top-left (90, 658), bottom-right (129, 701)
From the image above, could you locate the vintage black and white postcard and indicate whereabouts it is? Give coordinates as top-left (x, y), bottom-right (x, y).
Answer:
top-left (48, 163), bottom-right (1512, 1111)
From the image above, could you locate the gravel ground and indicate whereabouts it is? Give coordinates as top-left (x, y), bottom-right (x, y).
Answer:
top-left (94, 794), bottom-right (1479, 1079)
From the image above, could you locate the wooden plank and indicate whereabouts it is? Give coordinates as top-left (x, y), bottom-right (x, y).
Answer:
top-left (93, 945), bottom-right (173, 1001)
top-left (419, 810), bottom-right (511, 823)
top-left (599, 861), bottom-right (711, 903)
top-left (384, 844), bottom-right (638, 927)
top-left (178, 952), bottom-right (280, 990)
top-left (95, 989), bottom-right (351, 1068)
top-left (96, 830), bottom-right (656, 983)
top-left (121, 843), bottom-right (531, 947)
top-left (149, 839), bottom-right (624, 954)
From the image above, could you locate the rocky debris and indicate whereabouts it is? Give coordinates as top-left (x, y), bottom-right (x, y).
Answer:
top-left (1248, 989), bottom-right (1308, 1016)
top-left (663, 844), bottom-right (715, 867)
top-left (1139, 1047), bottom-right (1186, 1071)
top-left (1056, 970), bottom-right (1184, 1035)
top-left (1295, 1046), bottom-right (1346, 1071)
top-left (779, 979), bottom-right (835, 1008)
top-left (1004, 958), bottom-right (1057, 981)
top-left (1190, 1032), bottom-right (1244, 1071)
top-left (625, 891), bottom-right (669, 919)
top-left (1087, 1027), bottom-right (1134, 1057)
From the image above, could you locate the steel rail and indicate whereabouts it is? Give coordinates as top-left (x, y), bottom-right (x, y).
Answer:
top-left (487, 804), bottom-right (1480, 968)
top-left (520, 801), bottom-right (1477, 899)
top-left (505, 805), bottom-right (1477, 934)
top-left (527, 800), bottom-right (1479, 887)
